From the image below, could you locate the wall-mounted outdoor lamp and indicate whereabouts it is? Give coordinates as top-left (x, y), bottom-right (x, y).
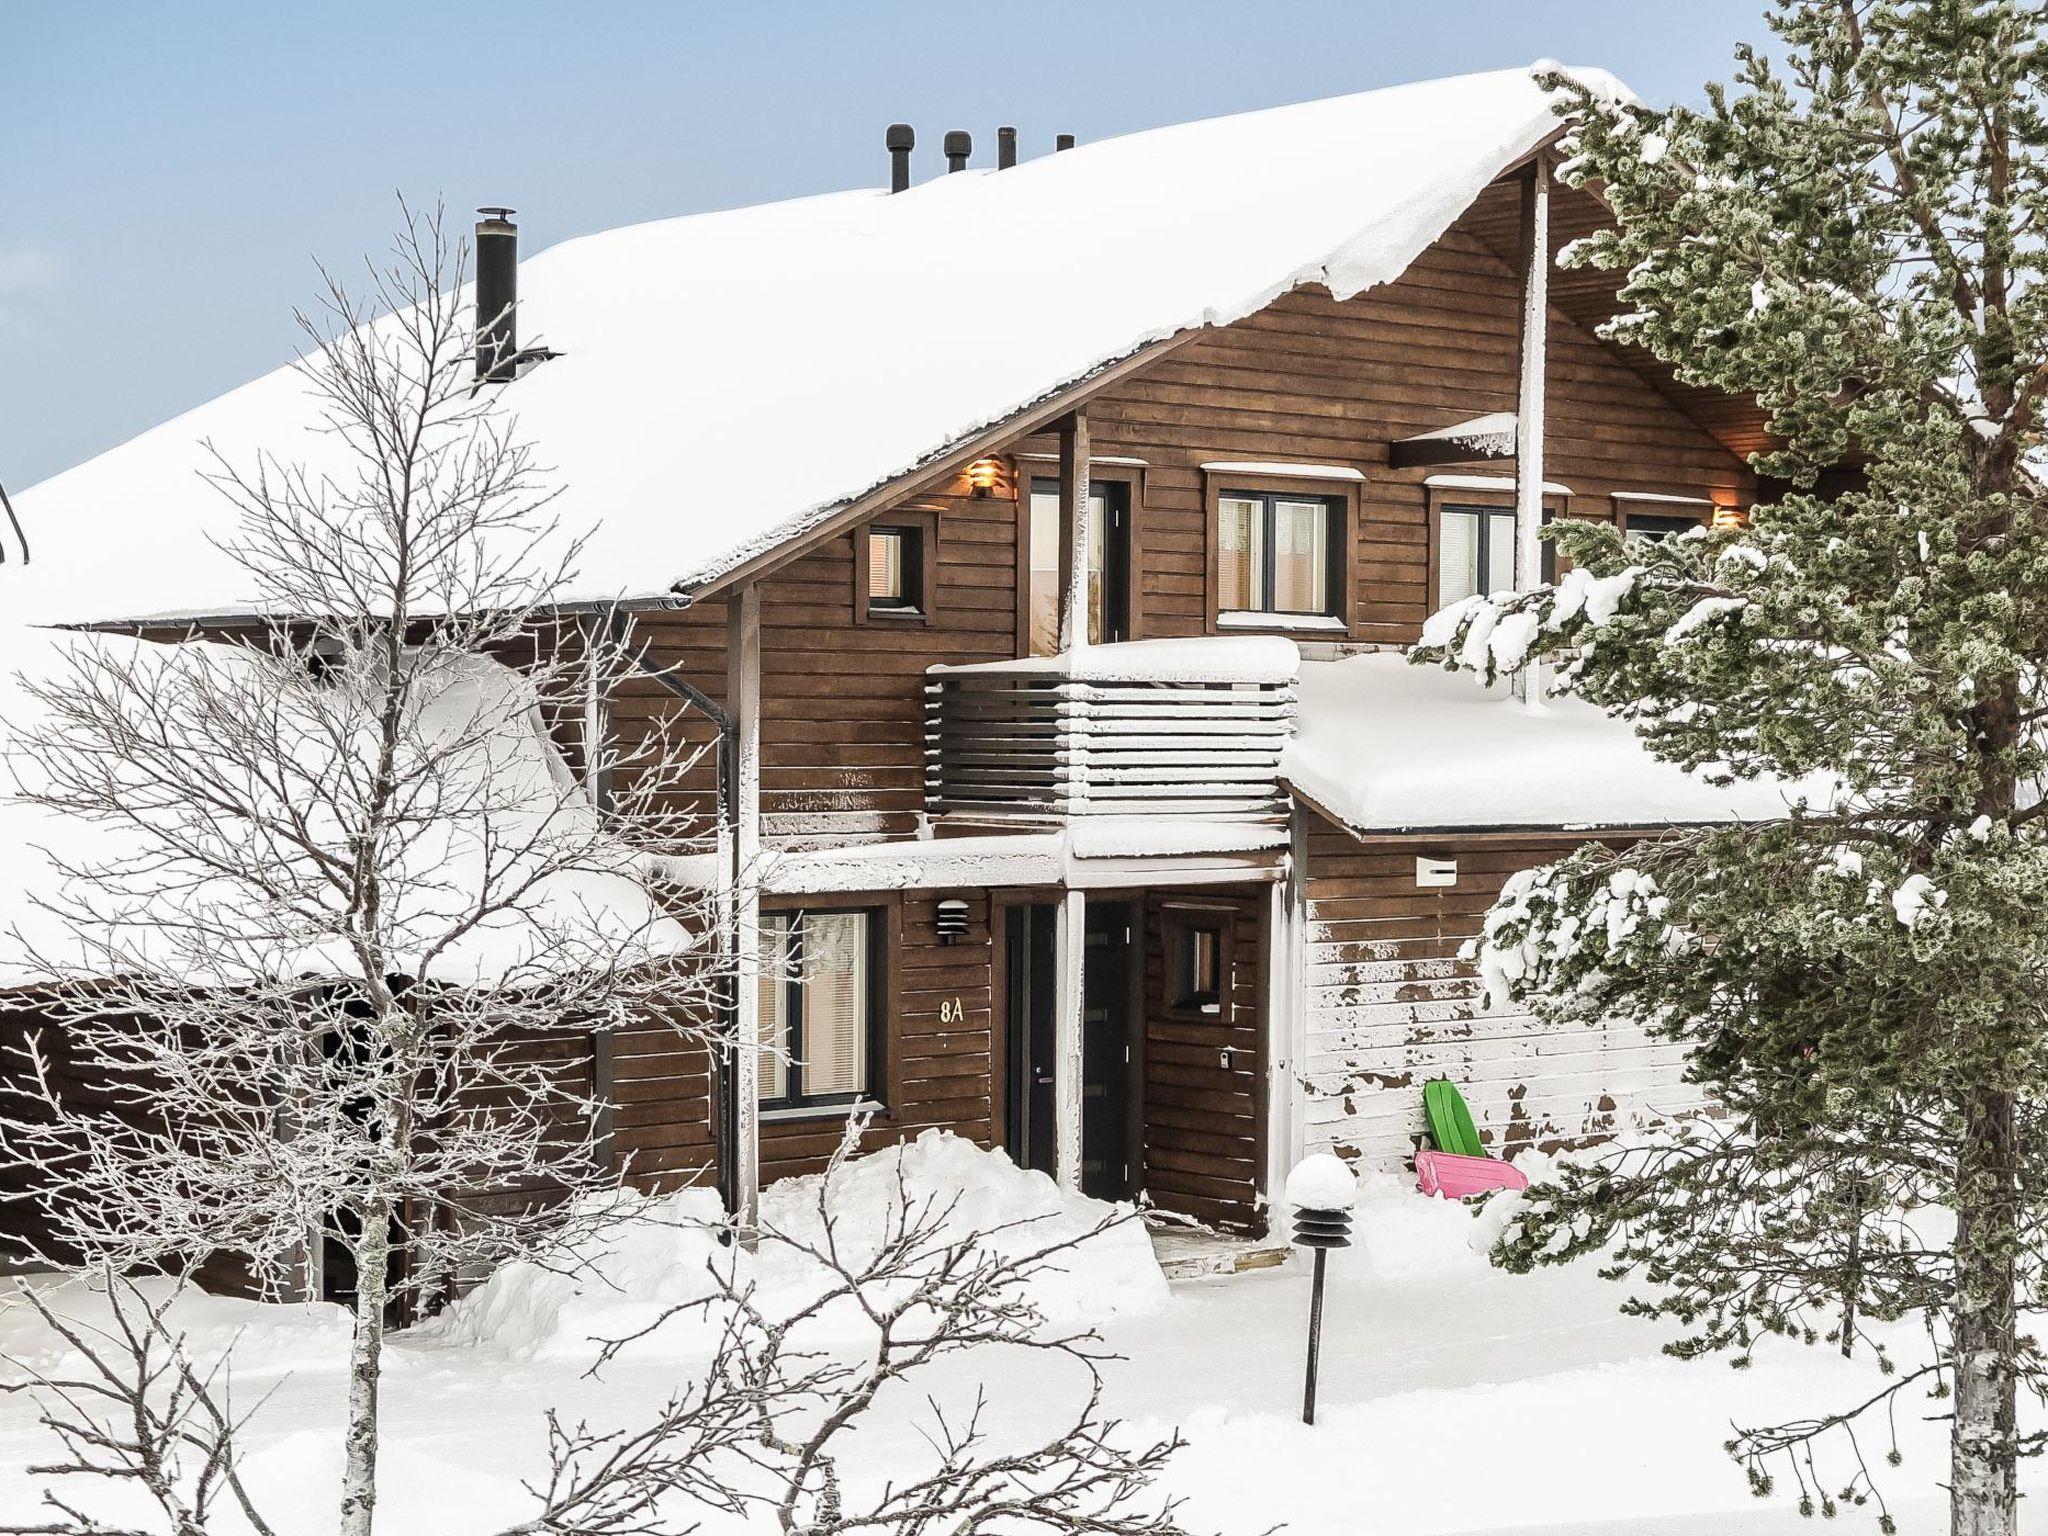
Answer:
top-left (935, 896), bottom-right (971, 943)
top-left (1287, 1152), bottom-right (1359, 1425)
top-left (966, 457), bottom-right (1003, 498)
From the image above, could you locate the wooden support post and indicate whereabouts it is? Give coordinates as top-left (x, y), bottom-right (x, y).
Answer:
top-left (1513, 158), bottom-right (1551, 707)
top-left (1057, 409), bottom-right (1092, 654)
top-left (728, 583), bottom-right (763, 1236)
top-left (1052, 886), bottom-right (1086, 1192)
top-left (1263, 809), bottom-right (1308, 1219)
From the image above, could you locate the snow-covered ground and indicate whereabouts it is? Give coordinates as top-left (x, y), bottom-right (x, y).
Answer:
top-left (0, 1132), bottom-right (2022, 1535)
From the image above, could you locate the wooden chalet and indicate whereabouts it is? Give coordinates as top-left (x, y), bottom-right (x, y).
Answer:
top-left (2, 66), bottom-right (1801, 1267)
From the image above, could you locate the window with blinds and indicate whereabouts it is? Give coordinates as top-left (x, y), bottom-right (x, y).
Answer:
top-left (866, 527), bottom-right (921, 615)
top-left (1436, 505), bottom-right (1518, 610)
top-left (1216, 489), bottom-right (1341, 616)
top-left (757, 910), bottom-right (877, 1110)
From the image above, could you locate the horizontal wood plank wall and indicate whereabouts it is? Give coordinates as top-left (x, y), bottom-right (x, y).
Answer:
top-left (609, 486), bottom-right (1022, 847)
top-left (1298, 812), bottom-right (1697, 1169)
top-left (1058, 195), bottom-right (1751, 646)
top-left (612, 890), bottom-right (1002, 1196)
top-left (1140, 890), bottom-right (1265, 1232)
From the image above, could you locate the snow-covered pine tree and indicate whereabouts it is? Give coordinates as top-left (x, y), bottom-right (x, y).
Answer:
top-left (1415, 9), bottom-right (2048, 1534)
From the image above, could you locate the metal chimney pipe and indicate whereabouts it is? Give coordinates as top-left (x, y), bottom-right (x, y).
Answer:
top-left (886, 123), bottom-right (914, 193)
top-left (943, 129), bottom-right (971, 172)
top-left (997, 125), bottom-right (1018, 169)
top-left (474, 207), bottom-right (518, 384)
top-left (1055, 132), bottom-right (1076, 152)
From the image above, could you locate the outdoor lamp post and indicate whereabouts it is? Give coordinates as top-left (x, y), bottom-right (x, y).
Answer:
top-left (1286, 1152), bottom-right (1358, 1426)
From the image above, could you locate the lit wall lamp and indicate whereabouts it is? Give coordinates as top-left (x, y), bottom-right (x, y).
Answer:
top-left (966, 457), bottom-right (1003, 498)
top-left (1711, 497), bottom-right (1749, 531)
top-left (935, 896), bottom-right (971, 942)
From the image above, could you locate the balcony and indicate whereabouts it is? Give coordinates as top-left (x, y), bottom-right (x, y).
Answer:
top-left (924, 637), bottom-right (1299, 823)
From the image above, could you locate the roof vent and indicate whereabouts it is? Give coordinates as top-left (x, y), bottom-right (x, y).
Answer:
top-left (997, 126), bottom-right (1017, 169)
top-left (943, 130), bottom-right (971, 172)
top-left (1055, 132), bottom-right (1076, 152)
top-left (474, 207), bottom-right (518, 384)
top-left (886, 123), bottom-right (914, 193)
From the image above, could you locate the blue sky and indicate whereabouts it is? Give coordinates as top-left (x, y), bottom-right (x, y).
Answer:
top-left (4, 1), bottom-right (1773, 490)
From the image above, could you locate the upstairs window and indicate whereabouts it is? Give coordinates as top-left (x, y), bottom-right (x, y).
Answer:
top-left (1622, 511), bottom-right (1706, 545)
top-left (1024, 475), bottom-right (1132, 655)
top-left (1437, 505), bottom-right (1518, 609)
top-left (1216, 490), bottom-right (1345, 618)
top-left (758, 909), bottom-right (881, 1111)
top-left (855, 512), bottom-right (938, 623)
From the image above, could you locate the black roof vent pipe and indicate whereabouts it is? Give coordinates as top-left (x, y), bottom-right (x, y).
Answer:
top-left (1055, 132), bottom-right (1076, 152)
top-left (997, 126), bottom-right (1017, 169)
top-left (943, 130), bottom-right (971, 172)
top-left (474, 207), bottom-right (518, 384)
top-left (886, 123), bottom-right (914, 193)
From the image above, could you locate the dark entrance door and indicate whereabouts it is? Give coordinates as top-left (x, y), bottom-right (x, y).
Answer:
top-left (1081, 901), bottom-right (1135, 1200)
top-left (1003, 900), bottom-right (1136, 1200)
top-left (1004, 903), bottom-right (1058, 1178)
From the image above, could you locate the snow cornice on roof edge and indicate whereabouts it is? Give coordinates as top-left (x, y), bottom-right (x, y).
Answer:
top-left (9, 64), bottom-right (1612, 635)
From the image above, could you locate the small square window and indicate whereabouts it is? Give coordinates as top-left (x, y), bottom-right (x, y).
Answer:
top-left (857, 514), bottom-right (936, 623)
top-left (1169, 920), bottom-right (1224, 1016)
top-left (868, 527), bottom-right (921, 614)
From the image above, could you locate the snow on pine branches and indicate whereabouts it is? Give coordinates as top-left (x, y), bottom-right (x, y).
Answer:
top-left (1417, 8), bottom-right (2048, 1533)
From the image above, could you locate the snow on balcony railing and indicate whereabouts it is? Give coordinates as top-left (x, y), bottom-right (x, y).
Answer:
top-left (924, 637), bottom-right (1299, 822)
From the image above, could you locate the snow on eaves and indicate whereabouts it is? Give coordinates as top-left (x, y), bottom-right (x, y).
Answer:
top-left (6, 65), bottom-right (1612, 631)
top-left (1281, 651), bottom-right (1811, 833)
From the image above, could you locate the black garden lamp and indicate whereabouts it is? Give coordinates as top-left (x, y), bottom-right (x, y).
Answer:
top-left (1286, 1152), bottom-right (1358, 1426)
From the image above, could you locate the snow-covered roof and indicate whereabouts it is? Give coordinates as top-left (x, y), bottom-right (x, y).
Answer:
top-left (1282, 651), bottom-right (1815, 833)
top-left (7, 64), bottom-right (1613, 630)
top-left (0, 636), bottom-right (684, 989)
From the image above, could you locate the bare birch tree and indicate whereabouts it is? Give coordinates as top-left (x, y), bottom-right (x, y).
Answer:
top-left (0, 204), bottom-right (727, 1536)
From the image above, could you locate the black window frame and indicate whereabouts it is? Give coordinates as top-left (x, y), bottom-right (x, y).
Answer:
top-left (758, 907), bottom-right (887, 1114)
top-left (865, 524), bottom-right (924, 617)
top-left (1026, 475), bottom-right (1132, 647)
top-left (1217, 488), bottom-right (1346, 618)
top-left (1165, 914), bottom-right (1227, 1019)
top-left (1620, 511), bottom-right (1706, 544)
top-left (1437, 501), bottom-right (1556, 608)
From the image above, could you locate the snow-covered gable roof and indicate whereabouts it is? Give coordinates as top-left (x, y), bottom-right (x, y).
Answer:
top-left (1282, 651), bottom-right (1817, 834)
top-left (7, 64), bottom-right (1614, 630)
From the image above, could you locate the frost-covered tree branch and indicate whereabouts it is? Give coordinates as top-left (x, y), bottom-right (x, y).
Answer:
top-left (0, 202), bottom-right (730, 1536)
top-left (517, 1123), bottom-right (1214, 1536)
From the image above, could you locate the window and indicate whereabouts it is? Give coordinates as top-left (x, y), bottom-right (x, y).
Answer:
top-left (854, 512), bottom-right (937, 623)
top-left (758, 910), bottom-right (880, 1110)
top-left (1437, 504), bottom-right (1518, 609)
top-left (1215, 489), bottom-right (1344, 618)
top-left (1435, 503), bottom-right (1560, 610)
top-left (1168, 919), bottom-right (1224, 1016)
top-left (1622, 511), bottom-right (1706, 545)
top-left (1025, 477), bottom-right (1130, 655)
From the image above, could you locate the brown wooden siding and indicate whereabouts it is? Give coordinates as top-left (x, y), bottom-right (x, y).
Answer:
top-left (1298, 811), bottom-right (1695, 1170)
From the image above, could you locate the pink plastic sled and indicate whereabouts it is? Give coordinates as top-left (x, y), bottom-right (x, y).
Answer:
top-left (1414, 1148), bottom-right (1528, 1200)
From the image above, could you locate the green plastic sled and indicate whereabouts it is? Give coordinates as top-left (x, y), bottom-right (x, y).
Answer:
top-left (1424, 1078), bottom-right (1485, 1158)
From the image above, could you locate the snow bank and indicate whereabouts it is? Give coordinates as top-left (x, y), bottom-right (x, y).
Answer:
top-left (1283, 651), bottom-right (1810, 831)
top-left (417, 1129), bottom-right (1168, 1359)
top-left (8, 66), bottom-right (1615, 630)
top-left (930, 634), bottom-right (1299, 685)
top-left (0, 1272), bottom-right (353, 1377)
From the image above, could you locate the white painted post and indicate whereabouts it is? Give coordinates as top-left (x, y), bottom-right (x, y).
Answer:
top-left (1057, 410), bottom-right (1093, 655)
top-left (728, 583), bottom-right (763, 1237)
top-left (1513, 158), bottom-right (1552, 708)
top-left (1052, 886), bottom-right (1086, 1192)
top-left (1263, 807), bottom-right (1310, 1220)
